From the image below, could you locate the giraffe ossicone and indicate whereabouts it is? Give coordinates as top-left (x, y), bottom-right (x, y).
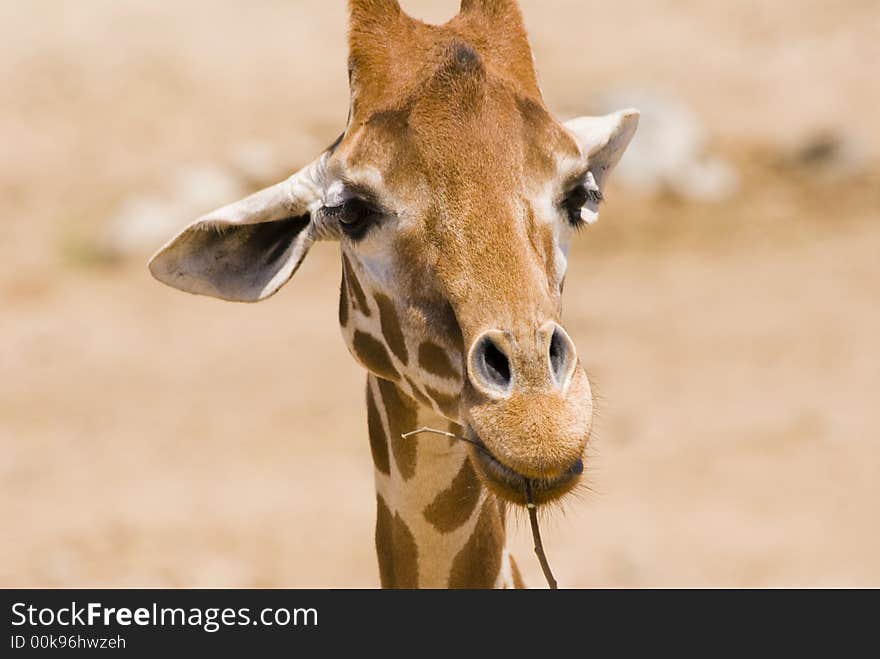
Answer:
top-left (149, 0), bottom-right (638, 588)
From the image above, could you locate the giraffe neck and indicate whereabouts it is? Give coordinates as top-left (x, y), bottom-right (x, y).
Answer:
top-left (366, 374), bottom-right (524, 588)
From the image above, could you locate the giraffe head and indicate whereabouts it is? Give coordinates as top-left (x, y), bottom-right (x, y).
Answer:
top-left (150, 0), bottom-right (637, 506)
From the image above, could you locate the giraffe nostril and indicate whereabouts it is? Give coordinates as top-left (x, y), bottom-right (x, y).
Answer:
top-left (547, 324), bottom-right (577, 390)
top-left (549, 329), bottom-right (566, 377)
top-left (471, 334), bottom-right (512, 394)
top-left (481, 338), bottom-right (511, 387)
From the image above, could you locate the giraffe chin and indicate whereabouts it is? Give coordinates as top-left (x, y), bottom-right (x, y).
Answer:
top-left (467, 437), bottom-right (584, 506)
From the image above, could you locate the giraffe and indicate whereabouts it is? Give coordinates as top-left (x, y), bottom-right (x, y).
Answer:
top-left (149, 0), bottom-right (637, 588)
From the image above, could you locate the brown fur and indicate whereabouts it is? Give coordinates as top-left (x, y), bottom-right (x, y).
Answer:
top-left (348, 0), bottom-right (541, 118)
top-left (417, 341), bottom-right (460, 380)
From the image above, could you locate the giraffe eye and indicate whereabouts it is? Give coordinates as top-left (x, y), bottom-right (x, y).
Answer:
top-left (323, 197), bottom-right (381, 241)
top-left (562, 174), bottom-right (603, 228)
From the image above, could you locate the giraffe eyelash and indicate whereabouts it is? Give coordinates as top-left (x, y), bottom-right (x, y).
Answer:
top-left (561, 178), bottom-right (603, 228)
top-left (322, 197), bottom-right (383, 241)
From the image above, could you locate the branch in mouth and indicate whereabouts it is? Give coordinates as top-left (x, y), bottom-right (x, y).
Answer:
top-left (525, 479), bottom-right (558, 589)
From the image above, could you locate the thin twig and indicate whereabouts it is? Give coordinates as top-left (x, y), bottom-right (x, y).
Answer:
top-left (525, 480), bottom-right (558, 589)
top-left (401, 426), bottom-right (489, 455)
top-left (403, 425), bottom-right (559, 589)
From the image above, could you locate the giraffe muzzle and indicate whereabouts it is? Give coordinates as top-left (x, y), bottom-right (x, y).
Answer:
top-left (461, 321), bottom-right (593, 505)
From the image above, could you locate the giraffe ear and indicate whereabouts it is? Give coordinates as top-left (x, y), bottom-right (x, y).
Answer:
top-left (148, 158), bottom-right (324, 303)
top-left (564, 109), bottom-right (640, 190)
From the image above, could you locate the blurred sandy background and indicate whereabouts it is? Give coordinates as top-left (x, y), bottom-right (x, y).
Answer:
top-left (1, 0), bottom-right (878, 587)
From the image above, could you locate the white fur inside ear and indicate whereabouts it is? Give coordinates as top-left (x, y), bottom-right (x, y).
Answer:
top-left (564, 109), bottom-right (640, 190)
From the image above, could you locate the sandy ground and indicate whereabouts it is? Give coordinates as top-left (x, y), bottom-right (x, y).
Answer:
top-left (1, 0), bottom-right (878, 587)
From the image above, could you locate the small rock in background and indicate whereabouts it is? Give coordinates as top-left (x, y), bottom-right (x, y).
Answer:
top-left (784, 130), bottom-right (873, 181)
top-left (592, 89), bottom-right (739, 202)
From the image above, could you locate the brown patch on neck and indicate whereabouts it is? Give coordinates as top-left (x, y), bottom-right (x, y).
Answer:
top-left (375, 494), bottom-right (419, 588)
top-left (366, 380), bottom-right (390, 475)
top-left (376, 378), bottom-right (418, 480)
top-left (423, 457), bottom-right (481, 533)
top-left (402, 374), bottom-right (433, 409)
top-left (374, 292), bottom-right (409, 365)
top-left (447, 497), bottom-right (504, 588)
top-left (424, 385), bottom-right (460, 419)
top-left (338, 269), bottom-right (349, 328)
top-left (417, 341), bottom-right (460, 380)
top-left (342, 254), bottom-right (371, 317)
top-left (353, 331), bottom-right (398, 382)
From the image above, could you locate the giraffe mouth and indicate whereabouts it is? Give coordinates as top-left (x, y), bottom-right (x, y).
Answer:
top-left (466, 433), bottom-right (584, 506)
